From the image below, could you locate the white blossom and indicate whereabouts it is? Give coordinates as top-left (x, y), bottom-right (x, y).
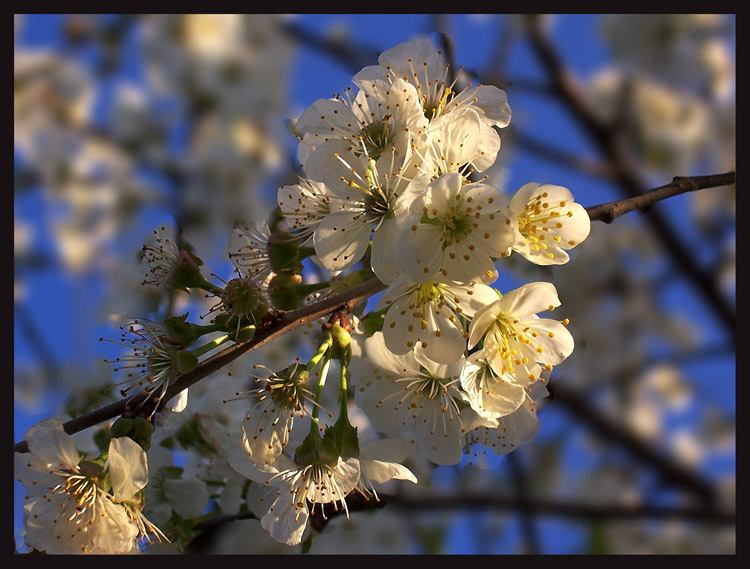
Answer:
top-left (503, 182), bottom-right (591, 265)
top-left (356, 332), bottom-right (491, 465)
top-left (353, 37), bottom-right (511, 171)
top-left (301, 138), bottom-right (427, 282)
top-left (468, 282), bottom-right (574, 385)
top-left (15, 419), bottom-right (164, 554)
top-left (229, 449), bottom-right (359, 547)
top-left (377, 275), bottom-right (500, 365)
top-left (396, 172), bottom-right (514, 283)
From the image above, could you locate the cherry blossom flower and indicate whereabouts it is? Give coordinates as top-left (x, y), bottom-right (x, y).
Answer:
top-left (503, 183), bottom-right (591, 265)
top-left (377, 275), bottom-right (500, 365)
top-left (356, 331), bottom-right (492, 465)
top-left (468, 282), bottom-right (574, 385)
top-left (301, 138), bottom-right (427, 282)
top-left (15, 419), bottom-right (164, 554)
top-left (396, 172), bottom-right (514, 284)
top-left (468, 389), bottom-right (544, 457)
top-left (459, 349), bottom-right (527, 420)
top-left (226, 220), bottom-right (274, 287)
top-left (355, 438), bottom-right (419, 502)
top-left (353, 37), bottom-right (511, 171)
top-left (102, 318), bottom-right (194, 414)
top-left (294, 76), bottom-right (427, 164)
top-left (240, 363), bottom-right (315, 466)
top-left (277, 177), bottom-right (332, 245)
top-left (228, 448), bottom-right (360, 547)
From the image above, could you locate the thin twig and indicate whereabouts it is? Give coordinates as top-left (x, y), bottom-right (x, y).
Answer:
top-left (13, 276), bottom-right (386, 453)
top-left (546, 380), bottom-right (718, 503)
top-left (586, 172), bottom-right (736, 224)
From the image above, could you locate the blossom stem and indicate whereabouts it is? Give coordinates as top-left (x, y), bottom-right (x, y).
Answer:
top-left (190, 334), bottom-right (231, 358)
top-left (338, 359), bottom-right (349, 420)
top-left (311, 353), bottom-right (332, 430)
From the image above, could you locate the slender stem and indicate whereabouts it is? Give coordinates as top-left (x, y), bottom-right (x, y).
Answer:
top-left (311, 354), bottom-right (332, 430)
top-left (190, 334), bottom-right (230, 358)
top-left (338, 359), bottom-right (349, 419)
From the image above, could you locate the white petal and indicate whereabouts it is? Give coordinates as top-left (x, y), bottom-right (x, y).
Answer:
top-left (468, 298), bottom-right (503, 348)
top-left (361, 458), bottom-right (417, 485)
top-left (23, 418), bottom-right (80, 471)
top-left (296, 97), bottom-right (360, 137)
top-left (499, 281), bottom-right (561, 317)
top-left (167, 388), bottom-right (188, 413)
top-left (313, 210), bottom-right (372, 273)
top-left (108, 436), bottom-right (149, 502)
top-left (261, 485), bottom-right (309, 546)
top-left (394, 223), bottom-right (444, 282)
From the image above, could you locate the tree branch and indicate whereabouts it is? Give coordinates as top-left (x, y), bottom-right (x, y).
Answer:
top-left (546, 380), bottom-right (719, 503)
top-left (307, 489), bottom-right (735, 532)
top-left (13, 172), bottom-right (733, 453)
top-left (586, 172), bottom-right (736, 224)
top-left (13, 276), bottom-right (387, 453)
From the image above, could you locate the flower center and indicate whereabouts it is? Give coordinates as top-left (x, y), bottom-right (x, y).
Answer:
top-left (359, 117), bottom-right (393, 161)
top-left (517, 191), bottom-right (566, 253)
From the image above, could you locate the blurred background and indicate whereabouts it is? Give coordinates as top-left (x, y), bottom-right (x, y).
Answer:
top-left (14, 14), bottom-right (735, 554)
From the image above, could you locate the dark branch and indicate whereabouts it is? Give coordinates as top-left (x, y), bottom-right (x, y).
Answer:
top-left (586, 172), bottom-right (736, 223)
top-left (546, 380), bottom-right (718, 503)
top-left (13, 276), bottom-right (387, 453)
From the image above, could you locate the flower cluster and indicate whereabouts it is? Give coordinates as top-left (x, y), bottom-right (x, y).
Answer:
top-left (15, 419), bottom-right (166, 554)
top-left (18, 37), bottom-right (591, 553)
top-left (226, 37), bottom-right (591, 546)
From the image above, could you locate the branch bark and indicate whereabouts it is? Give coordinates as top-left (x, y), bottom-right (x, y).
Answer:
top-left (586, 172), bottom-right (736, 224)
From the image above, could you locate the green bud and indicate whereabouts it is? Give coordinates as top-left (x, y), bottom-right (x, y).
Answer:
top-left (110, 416), bottom-right (135, 438)
top-left (79, 459), bottom-right (105, 479)
top-left (268, 233), bottom-right (304, 275)
top-left (169, 249), bottom-right (208, 292)
top-left (164, 313), bottom-right (201, 348)
top-left (234, 324), bottom-right (256, 343)
top-left (134, 415), bottom-right (155, 450)
top-left (267, 273), bottom-right (304, 310)
top-left (173, 348), bottom-right (199, 374)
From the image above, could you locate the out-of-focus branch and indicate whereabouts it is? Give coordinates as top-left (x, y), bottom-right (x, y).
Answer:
top-left (307, 488), bottom-right (736, 533)
top-left (546, 380), bottom-right (718, 503)
top-left (511, 129), bottom-right (617, 179)
top-left (278, 19), bottom-right (380, 75)
top-left (586, 172), bottom-right (736, 223)
top-left (523, 15), bottom-right (736, 337)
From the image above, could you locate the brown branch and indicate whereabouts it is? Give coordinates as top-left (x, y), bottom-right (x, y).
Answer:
top-left (586, 172), bottom-right (736, 224)
top-left (546, 380), bottom-right (718, 503)
top-left (306, 489), bottom-right (735, 532)
top-left (13, 276), bottom-right (387, 454)
top-left (13, 171), bottom-right (733, 453)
